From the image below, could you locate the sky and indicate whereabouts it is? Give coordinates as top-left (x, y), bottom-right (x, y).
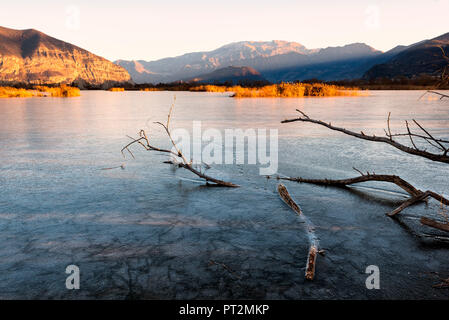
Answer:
top-left (1, 0), bottom-right (448, 62)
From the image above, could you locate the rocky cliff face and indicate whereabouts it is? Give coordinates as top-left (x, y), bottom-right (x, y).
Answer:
top-left (0, 26), bottom-right (131, 85)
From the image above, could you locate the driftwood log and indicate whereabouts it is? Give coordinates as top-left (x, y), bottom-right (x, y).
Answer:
top-left (122, 99), bottom-right (239, 187)
top-left (278, 184), bottom-right (319, 280)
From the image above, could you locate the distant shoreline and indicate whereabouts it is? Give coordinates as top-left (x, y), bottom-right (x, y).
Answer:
top-left (1, 80), bottom-right (448, 93)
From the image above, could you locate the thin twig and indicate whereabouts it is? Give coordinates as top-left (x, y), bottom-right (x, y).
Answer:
top-left (412, 119), bottom-right (447, 153)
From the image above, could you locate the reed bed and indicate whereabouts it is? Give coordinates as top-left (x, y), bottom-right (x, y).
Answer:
top-left (35, 85), bottom-right (80, 97)
top-left (190, 83), bottom-right (363, 97)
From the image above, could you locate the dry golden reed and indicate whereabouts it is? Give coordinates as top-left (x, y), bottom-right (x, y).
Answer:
top-left (35, 85), bottom-right (81, 97)
top-left (190, 83), bottom-right (363, 97)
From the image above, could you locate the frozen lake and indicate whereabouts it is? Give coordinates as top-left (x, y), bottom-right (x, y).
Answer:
top-left (0, 90), bottom-right (448, 299)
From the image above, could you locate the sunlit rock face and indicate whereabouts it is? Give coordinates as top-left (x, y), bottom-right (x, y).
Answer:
top-left (0, 26), bottom-right (131, 85)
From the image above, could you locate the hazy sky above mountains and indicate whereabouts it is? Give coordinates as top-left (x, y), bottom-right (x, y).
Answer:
top-left (1, 0), bottom-right (447, 61)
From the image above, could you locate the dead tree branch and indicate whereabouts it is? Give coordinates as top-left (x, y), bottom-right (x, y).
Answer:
top-left (280, 110), bottom-right (449, 233)
top-left (122, 101), bottom-right (239, 188)
top-left (278, 184), bottom-right (319, 280)
top-left (282, 110), bottom-right (449, 163)
top-left (276, 172), bottom-right (449, 221)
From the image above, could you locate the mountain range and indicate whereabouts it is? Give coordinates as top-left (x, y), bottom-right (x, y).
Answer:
top-left (116, 33), bottom-right (449, 84)
top-left (0, 26), bottom-right (130, 86)
top-left (0, 25), bottom-right (447, 86)
top-left (115, 41), bottom-right (385, 83)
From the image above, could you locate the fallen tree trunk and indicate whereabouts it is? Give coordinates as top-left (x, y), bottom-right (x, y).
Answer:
top-left (278, 184), bottom-right (319, 280)
top-left (279, 173), bottom-right (422, 198)
top-left (276, 173), bottom-right (449, 230)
